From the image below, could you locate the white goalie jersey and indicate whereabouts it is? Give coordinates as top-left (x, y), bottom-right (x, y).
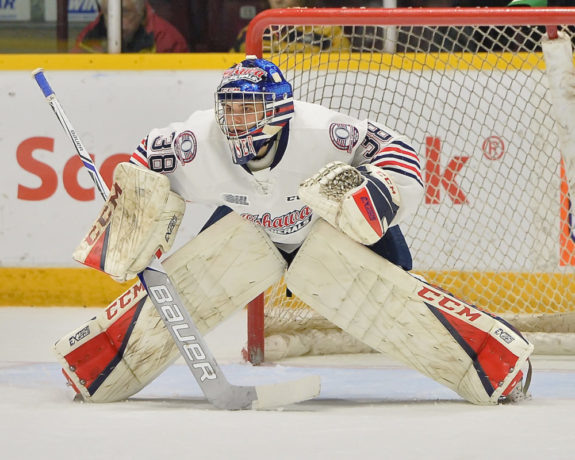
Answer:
top-left (129, 100), bottom-right (423, 251)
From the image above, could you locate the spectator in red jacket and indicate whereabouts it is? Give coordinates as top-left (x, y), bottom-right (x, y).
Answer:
top-left (74, 0), bottom-right (189, 53)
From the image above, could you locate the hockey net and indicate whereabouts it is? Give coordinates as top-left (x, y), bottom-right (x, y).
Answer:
top-left (243, 7), bottom-right (575, 362)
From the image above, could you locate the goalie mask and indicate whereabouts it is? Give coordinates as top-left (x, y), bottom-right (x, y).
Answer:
top-left (215, 57), bottom-right (294, 165)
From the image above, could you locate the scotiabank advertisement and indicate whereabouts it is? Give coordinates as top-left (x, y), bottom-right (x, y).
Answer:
top-left (0, 67), bottom-right (570, 271)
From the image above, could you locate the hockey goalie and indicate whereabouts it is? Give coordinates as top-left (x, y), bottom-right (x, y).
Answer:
top-left (54, 56), bottom-right (533, 405)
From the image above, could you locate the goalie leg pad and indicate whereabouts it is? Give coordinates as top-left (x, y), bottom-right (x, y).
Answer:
top-left (55, 213), bottom-right (287, 402)
top-left (162, 212), bottom-right (288, 332)
top-left (54, 281), bottom-right (180, 402)
top-left (286, 219), bottom-right (533, 405)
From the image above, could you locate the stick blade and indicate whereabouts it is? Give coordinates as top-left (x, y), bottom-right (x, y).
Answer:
top-left (251, 375), bottom-right (321, 410)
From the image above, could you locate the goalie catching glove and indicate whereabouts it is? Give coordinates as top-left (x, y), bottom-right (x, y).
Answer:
top-left (299, 161), bottom-right (401, 245)
top-left (73, 163), bottom-right (186, 282)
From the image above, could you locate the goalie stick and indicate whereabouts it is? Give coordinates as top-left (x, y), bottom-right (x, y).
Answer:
top-left (32, 68), bottom-right (320, 410)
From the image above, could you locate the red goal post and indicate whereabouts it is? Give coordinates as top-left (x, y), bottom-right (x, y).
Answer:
top-left (242, 7), bottom-right (575, 364)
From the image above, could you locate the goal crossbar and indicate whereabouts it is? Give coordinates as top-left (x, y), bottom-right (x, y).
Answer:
top-left (246, 7), bottom-right (575, 56)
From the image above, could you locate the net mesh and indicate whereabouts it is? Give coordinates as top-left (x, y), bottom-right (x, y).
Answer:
top-left (253, 19), bottom-right (575, 358)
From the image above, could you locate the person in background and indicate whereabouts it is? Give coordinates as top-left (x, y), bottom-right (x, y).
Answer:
top-left (73, 0), bottom-right (189, 53)
top-left (230, 0), bottom-right (351, 53)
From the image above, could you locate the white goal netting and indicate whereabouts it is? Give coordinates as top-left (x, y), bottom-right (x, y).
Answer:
top-left (244, 8), bottom-right (575, 360)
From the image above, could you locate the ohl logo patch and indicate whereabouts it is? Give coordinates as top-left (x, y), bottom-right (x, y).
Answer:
top-left (329, 123), bottom-right (359, 154)
top-left (174, 130), bottom-right (197, 164)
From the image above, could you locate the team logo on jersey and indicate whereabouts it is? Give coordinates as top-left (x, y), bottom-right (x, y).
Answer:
top-left (242, 206), bottom-right (312, 235)
top-left (220, 63), bottom-right (266, 86)
top-left (329, 123), bottom-right (359, 154)
top-left (174, 130), bottom-right (197, 164)
top-left (222, 193), bottom-right (250, 206)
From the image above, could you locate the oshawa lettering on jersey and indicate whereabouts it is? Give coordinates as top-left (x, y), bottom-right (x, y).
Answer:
top-left (129, 100), bottom-right (422, 249)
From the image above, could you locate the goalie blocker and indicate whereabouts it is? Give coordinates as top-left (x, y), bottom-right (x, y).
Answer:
top-left (73, 162), bottom-right (186, 282)
top-left (286, 219), bottom-right (533, 405)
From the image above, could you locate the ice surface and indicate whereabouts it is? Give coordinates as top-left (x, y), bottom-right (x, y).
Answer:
top-left (1, 307), bottom-right (574, 460)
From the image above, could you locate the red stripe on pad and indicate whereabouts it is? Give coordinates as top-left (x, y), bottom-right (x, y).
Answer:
top-left (434, 310), bottom-right (519, 392)
top-left (63, 303), bottom-right (141, 390)
top-left (82, 227), bottom-right (108, 272)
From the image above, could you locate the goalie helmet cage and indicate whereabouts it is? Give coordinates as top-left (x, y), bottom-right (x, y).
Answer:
top-left (243, 7), bottom-right (575, 364)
